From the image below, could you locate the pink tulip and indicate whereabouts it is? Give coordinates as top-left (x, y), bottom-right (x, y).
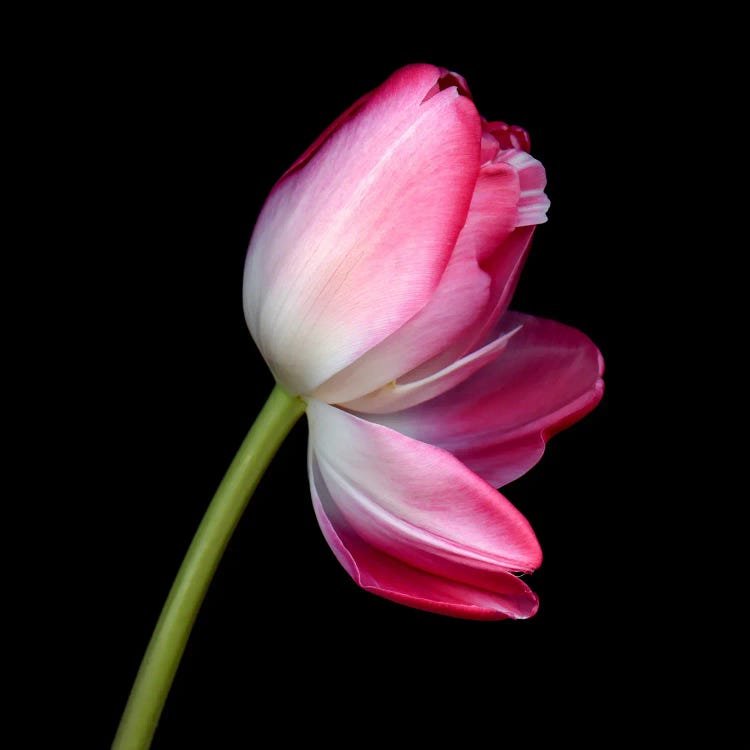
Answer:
top-left (243, 64), bottom-right (604, 620)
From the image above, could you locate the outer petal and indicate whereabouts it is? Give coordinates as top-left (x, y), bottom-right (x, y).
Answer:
top-left (310, 451), bottom-right (538, 620)
top-left (313, 162), bottom-right (520, 404)
top-left (402, 149), bottom-right (548, 381)
top-left (374, 313), bottom-right (605, 488)
top-left (306, 399), bottom-right (541, 620)
top-left (244, 64), bottom-right (481, 396)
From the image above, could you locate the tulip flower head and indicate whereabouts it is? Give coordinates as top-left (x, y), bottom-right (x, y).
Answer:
top-left (243, 64), bottom-right (604, 620)
top-left (114, 63), bottom-right (607, 750)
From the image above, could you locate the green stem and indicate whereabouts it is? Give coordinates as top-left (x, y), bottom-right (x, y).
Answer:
top-left (113, 384), bottom-right (306, 750)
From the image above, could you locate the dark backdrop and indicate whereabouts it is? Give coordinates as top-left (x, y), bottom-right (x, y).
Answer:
top-left (60, 26), bottom-right (646, 748)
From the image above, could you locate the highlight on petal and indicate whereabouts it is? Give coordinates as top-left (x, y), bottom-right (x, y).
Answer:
top-left (306, 399), bottom-right (541, 620)
top-left (244, 64), bottom-right (481, 396)
top-left (374, 312), bottom-right (605, 488)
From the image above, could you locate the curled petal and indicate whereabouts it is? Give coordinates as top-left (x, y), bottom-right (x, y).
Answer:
top-left (310, 452), bottom-right (539, 620)
top-left (244, 64), bottom-right (481, 396)
top-left (306, 400), bottom-right (541, 601)
top-left (495, 149), bottom-right (549, 227)
top-left (374, 313), bottom-right (605, 488)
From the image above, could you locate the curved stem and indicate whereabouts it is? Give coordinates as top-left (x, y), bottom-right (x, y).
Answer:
top-left (113, 384), bottom-right (306, 750)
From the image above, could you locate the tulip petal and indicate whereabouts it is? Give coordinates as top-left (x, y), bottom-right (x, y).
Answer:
top-left (498, 149), bottom-right (550, 227)
top-left (374, 313), bottom-right (605, 488)
top-left (339, 316), bottom-right (522, 414)
top-left (469, 225), bottom-right (536, 349)
top-left (244, 64), bottom-right (481, 396)
top-left (312, 161), bottom-right (523, 404)
top-left (400, 149), bottom-right (548, 380)
top-left (310, 452), bottom-right (539, 620)
top-left (307, 399), bottom-right (541, 575)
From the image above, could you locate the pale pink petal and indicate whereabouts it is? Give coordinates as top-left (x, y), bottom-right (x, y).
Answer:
top-left (339, 320), bottom-right (522, 414)
top-left (312, 160), bottom-right (520, 404)
top-left (310, 450), bottom-right (539, 620)
top-left (496, 149), bottom-right (549, 227)
top-left (306, 400), bottom-right (542, 577)
top-left (244, 64), bottom-right (481, 396)
top-left (374, 313), bottom-right (605, 488)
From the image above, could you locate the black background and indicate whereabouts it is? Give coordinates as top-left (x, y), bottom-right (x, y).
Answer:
top-left (46, 21), bottom-right (658, 748)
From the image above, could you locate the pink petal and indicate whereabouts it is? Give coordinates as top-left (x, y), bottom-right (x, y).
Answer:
top-left (310, 451), bottom-right (539, 620)
top-left (244, 64), bottom-right (481, 396)
top-left (468, 162), bottom-right (521, 263)
top-left (375, 313), bottom-right (605, 488)
top-left (395, 148), bottom-right (548, 381)
top-left (455, 148), bottom-right (547, 356)
top-left (339, 319), bottom-right (522, 414)
top-left (313, 161), bottom-right (521, 404)
top-left (307, 399), bottom-right (542, 576)
top-left (390, 162), bottom-right (522, 385)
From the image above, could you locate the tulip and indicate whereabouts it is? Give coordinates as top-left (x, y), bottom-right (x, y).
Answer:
top-left (243, 64), bottom-right (604, 620)
top-left (115, 64), bottom-right (603, 749)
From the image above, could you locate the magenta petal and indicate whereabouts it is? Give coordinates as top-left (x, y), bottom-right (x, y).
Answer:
top-left (305, 400), bottom-right (541, 619)
top-left (376, 312), bottom-right (605, 488)
top-left (310, 452), bottom-right (539, 620)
